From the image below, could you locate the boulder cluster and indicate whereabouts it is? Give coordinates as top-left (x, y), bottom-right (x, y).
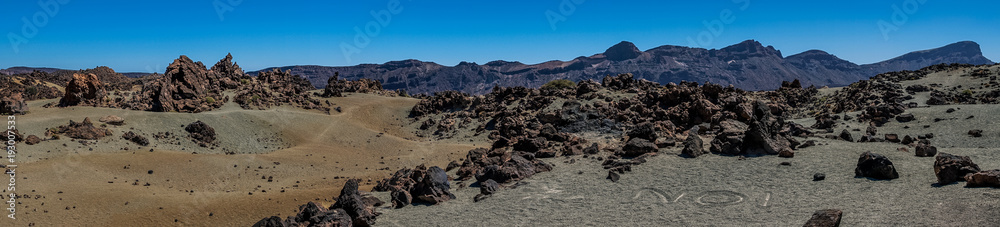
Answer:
top-left (253, 179), bottom-right (383, 227)
top-left (933, 153), bottom-right (1000, 187)
top-left (405, 73), bottom-right (817, 199)
top-left (372, 165), bottom-right (456, 207)
top-left (321, 72), bottom-right (401, 98)
top-left (43, 54), bottom-right (340, 113)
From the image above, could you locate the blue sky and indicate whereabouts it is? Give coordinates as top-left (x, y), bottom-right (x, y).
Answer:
top-left (2, 0), bottom-right (998, 72)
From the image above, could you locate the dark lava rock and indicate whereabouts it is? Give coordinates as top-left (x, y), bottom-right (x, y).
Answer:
top-left (479, 179), bottom-right (499, 195)
top-left (901, 135), bottom-right (914, 145)
top-left (607, 170), bottom-right (620, 182)
top-left (24, 135), bottom-right (40, 145)
top-left (934, 153), bottom-right (981, 185)
top-left (884, 134), bottom-right (900, 143)
top-left (252, 201), bottom-right (353, 227)
top-left (946, 108), bottom-right (956, 113)
top-left (813, 173), bottom-right (826, 181)
top-left (779, 149), bottom-right (794, 158)
top-left (968, 129), bottom-right (983, 137)
top-left (331, 179), bottom-right (379, 227)
top-left (914, 143), bottom-right (936, 157)
top-left (411, 166), bottom-right (456, 205)
top-left (58, 73), bottom-right (108, 107)
top-left (798, 140), bottom-right (816, 149)
top-left (57, 118), bottom-right (112, 140)
top-left (811, 114), bottom-right (836, 129)
top-left (855, 151), bottom-right (899, 180)
top-left (122, 131), bottom-right (149, 146)
top-left (803, 209), bottom-right (842, 227)
top-left (965, 169), bottom-right (1000, 188)
top-left (185, 121), bottom-right (216, 146)
top-left (682, 127), bottom-right (706, 158)
top-left (390, 187), bottom-right (412, 208)
top-left (895, 113), bottom-right (915, 122)
top-left (839, 130), bottom-right (854, 142)
top-left (621, 138), bottom-right (657, 157)
top-left (445, 160), bottom-right (461, 171)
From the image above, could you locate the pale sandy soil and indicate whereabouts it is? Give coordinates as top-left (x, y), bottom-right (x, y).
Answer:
top-left (376, 104), bottom-right (1000, 226)
top-left (6, 93), bottom-right (479, 226)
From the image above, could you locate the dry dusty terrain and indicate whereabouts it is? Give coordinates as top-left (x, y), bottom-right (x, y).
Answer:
top-left (376, 103), bottom-right (1000, 226)
top-left (8, 93), bottom-right (481, 226)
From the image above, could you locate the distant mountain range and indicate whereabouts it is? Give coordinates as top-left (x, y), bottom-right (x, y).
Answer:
top-left (250, 40), bottom-right (992, 94)
top-left (4, 40), bottom-right (993, 94)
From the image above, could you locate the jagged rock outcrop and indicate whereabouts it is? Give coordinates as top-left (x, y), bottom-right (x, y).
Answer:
top-left (210, 53), bottom-right (248, 89)
top-left (56, 118), bottom-right (112, 140)
top-left (331, 179), bottom-right (380, 226)
top-left (58, 73), bottom-right (107, 107)
top-left (125, 56), bottom-right (226, 113)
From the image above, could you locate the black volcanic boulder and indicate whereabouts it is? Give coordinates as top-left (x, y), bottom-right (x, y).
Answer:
top-left (0, 93), bottom-right (28, 115)
top-left (251, 216), bottom-right (289, 227)
top-left (968, 129), bottom-right (983, 137)
top-left (895, 113), bottom-right (915, 122)
top-left (411, 166), bottom-right (456, 204)
top-left (839, 130), bottom-right (854, 142)
top-left (58, 73), bottom-right (107, 107)
top-left (331, 179), bottom-right (379, 227)
top-left (682, 127), bottom-right (706, 158)
top-left (56, 117), bottom-right (112, 140)
top-left (122, 131), bottom-right (149, 146)
top-left (390, 187), bottom-right (412, 208)
top-left (620, 138), bottom-right (657, 157)
top-left (914, 143), bottom-right (937, 157)
top-left (855, 151), bottom-right (899, 180)
top-left (803, 209), bottom-right (842, 227)
top-left (934, 153), bottom-right (981, 185)
top-left (184, 120), bottom-right (216, 147)
top-left (965, 169), bottom-right (1000, 187)
top-left (575, 79), bottom-right (601, 96)
top-left (475, 155), bottom-right (538, 183)
top-left (811, 114), bottom-right (836, 129)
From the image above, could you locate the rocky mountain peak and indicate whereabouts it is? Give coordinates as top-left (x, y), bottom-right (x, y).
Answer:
top-left (604, 41), bottom-right (643, 61)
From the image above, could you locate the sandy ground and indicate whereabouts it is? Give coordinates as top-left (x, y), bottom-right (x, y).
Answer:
top-left (6, 93), bottom-right (478, 226)
top-left (376, 103), bottom-right (1000, 226)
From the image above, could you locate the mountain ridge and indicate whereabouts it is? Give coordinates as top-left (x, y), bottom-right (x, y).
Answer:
top-left (4, 40), bottom-right (993, 94)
